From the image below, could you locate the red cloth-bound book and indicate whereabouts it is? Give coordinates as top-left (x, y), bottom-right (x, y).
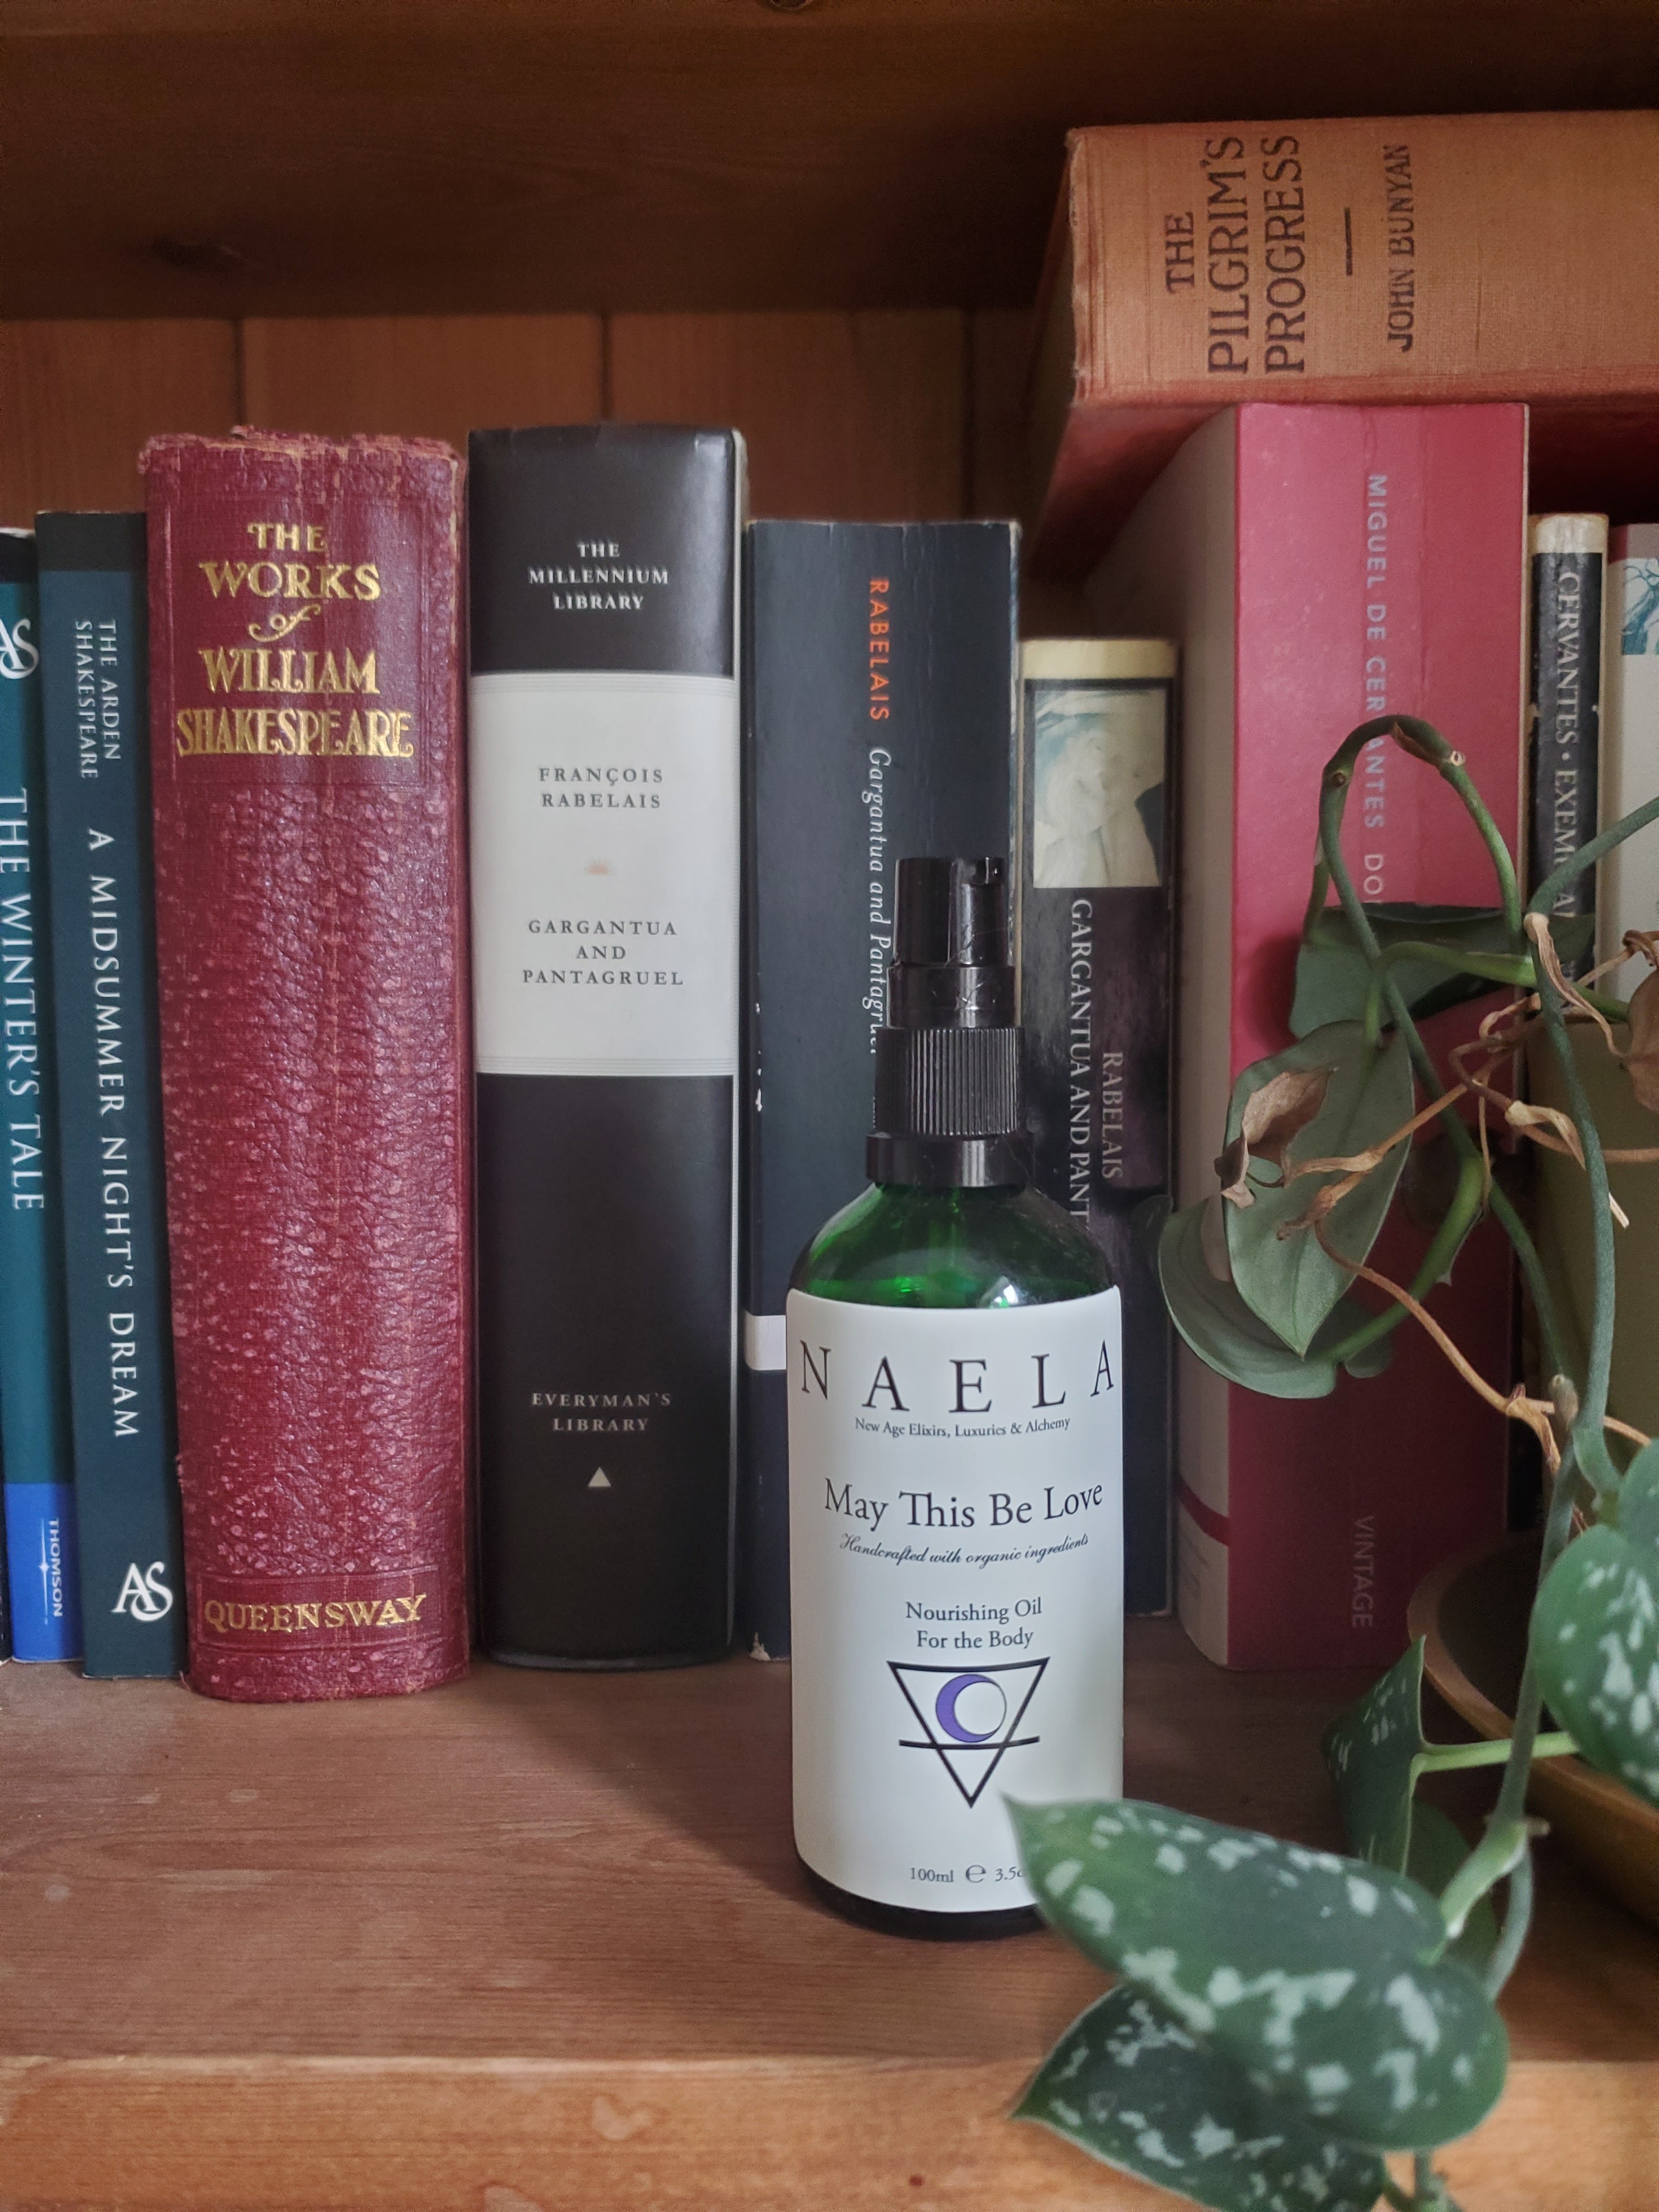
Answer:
top-left (142, 430), bottom-right (471, 1701)
top-left (1088, 403), bottom-right (1523, 1668)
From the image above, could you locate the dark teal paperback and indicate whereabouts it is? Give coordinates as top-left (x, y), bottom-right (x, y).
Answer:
top-left (0, 527), bottom-right (81, 1662)
top-left (37, 512), bottom-right (185, 1678)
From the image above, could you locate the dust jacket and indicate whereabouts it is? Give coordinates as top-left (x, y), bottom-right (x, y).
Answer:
top-left (741, 521), bottom-right (1017, 1657)
top-left (37, 511), bottom-right (186, 1676)
top-left (0, 527), bottom-right (80, 1662)
top-left (1017, 639), bottom-right (1177, 1616)
top-left (469, 425), bottom-right (744, 1665)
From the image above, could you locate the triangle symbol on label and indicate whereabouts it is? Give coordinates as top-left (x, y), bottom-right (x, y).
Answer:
top-left (588, 1468), bottom-right (612, 1489)
top-left (888, 1659), bottom-right (1049, 1807)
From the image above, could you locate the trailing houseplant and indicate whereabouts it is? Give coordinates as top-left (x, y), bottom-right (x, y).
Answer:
top-left (1008, 715), bottom-right (1659, 2212)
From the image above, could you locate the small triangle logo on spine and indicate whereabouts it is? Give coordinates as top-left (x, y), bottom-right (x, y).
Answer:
top-left (588, 1468), bottom-right (612, 1489)
top-left (889, 1658), bottom-right (1047, 1805)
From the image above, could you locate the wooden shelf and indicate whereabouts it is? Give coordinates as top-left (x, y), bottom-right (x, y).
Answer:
top-left (2, 12), bottom-right (1657, 2204)
top-left (5, 2), bottom-right (1659, 320)
top-left (2, 1623), bottom-right (1655, 2208)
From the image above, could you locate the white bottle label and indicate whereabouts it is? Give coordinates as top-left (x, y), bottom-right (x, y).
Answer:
top-left (470, 670), bottom-right (740, 1079)
top-left (787, 1285), bottom-right (1123, 1912)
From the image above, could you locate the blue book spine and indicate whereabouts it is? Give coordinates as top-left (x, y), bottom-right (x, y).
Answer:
top-left (0, 529), bottom-right (81, 1661)
top-left (37, 514), bottom-right (185, 1677)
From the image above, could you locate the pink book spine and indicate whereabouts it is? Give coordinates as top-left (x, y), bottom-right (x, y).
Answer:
top-left (1218, 402), bottom-right (1525, 1668)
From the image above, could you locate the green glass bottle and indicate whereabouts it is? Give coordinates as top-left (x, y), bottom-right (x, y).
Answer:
top-left (787, 857), bottom-right (1124, 1939)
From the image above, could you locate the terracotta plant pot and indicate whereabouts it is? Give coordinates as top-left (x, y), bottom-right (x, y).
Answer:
top-left (1407, 1534), bottom-right (1659, 1929)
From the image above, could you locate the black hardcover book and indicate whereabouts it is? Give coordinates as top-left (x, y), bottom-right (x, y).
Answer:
top-left (469, 426), bottom-right (744, 1665)
top-left (1017, 640), bottom-right (1177, 1616)
top-left (741, 521), bottom-right (1017, 1657)
top-left (1527, 514), bottom-right (1607, 978)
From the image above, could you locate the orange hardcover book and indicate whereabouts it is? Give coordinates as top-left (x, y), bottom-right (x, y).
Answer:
top-left (1029, 111), bottom-right (1659, 574)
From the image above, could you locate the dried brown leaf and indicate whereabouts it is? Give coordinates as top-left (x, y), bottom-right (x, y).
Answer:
top-left (1526, 911), bottom-right (1618, 1054)
top-left (1623, 929), bottom-right (1659, 974)
top-left (1622, 969), bottom-right (1659, 1112)
top-left (1214, 1133), bottom-right (1255, 1207)
top-left (1276, 1170), bottom-right (1365, 1238)
top-left (1285, 1085), bottom-right (1467, 1189)
top-left (1239, 1065), bottom-right (1333, 1170)
top-left (1504, 1096), bottom-right (1586, 1166)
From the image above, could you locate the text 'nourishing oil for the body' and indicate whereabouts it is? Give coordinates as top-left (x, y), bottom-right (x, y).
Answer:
top-left (787, 856), bottom-right (1123, 1938)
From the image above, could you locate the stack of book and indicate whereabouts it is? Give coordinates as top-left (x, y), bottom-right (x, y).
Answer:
top-left (4, 105), bottom-right (1655, 1686)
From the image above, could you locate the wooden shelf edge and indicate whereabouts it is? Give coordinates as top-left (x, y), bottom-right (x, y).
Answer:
top-left (2, 2053), bottom-right (1655, 2211)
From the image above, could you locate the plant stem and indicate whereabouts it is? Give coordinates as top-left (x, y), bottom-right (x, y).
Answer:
top-left (1498, 1440), bottom-right (1582, 1832)
top-left (1482, 1842), bottom-right (1534, 1998)
top-left (1474, 1440), bottom-right (1584, 1998)
top-left (1315, 759), bottom-right (1577, 1386)
top-left (1437, 754), bottom-right (1525, 942)
top-left (1415, 1733), bottom-right (1576, 1775)
top-left (1322, 1152), bottom-right (1484, 1366)
top-left (1311, 724), bottom-right (1611, 2020)
top-left (1531, 788), bottom-right (1659, 920)
top-left (1360, 944), bottom-right (1534, 1051)
top-left (1485, 1180), bottom-right (1574, 1397)
top-left (1525, 916), bottom-right (1622, 1502)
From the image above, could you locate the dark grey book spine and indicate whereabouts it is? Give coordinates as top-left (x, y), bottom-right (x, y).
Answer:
top-left (36, 511), bottom-right (185, 1676)
top-left (1016, 645), bottom-right (1177, 1616)
top-left (1527, 515), bottom-right (1607, 979)
top-left (741, 522), bottom-right (1018, 1657)
top-left (468, 426), bottom-right (744, 1665)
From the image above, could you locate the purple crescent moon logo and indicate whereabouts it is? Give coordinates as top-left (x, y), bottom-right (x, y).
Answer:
top-left (890, 1657), bottom-right (1048, 1806)
top-left (934, 1672), bottom-right (1009, 1745)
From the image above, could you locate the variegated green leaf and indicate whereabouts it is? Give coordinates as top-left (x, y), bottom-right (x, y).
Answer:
top-left (1011, 1798), bottom-right (1507, 2153)
top-left (1532, 1443), bottom-right (1659, 1808)
top-left (1158, 1200), bottom-right (1392, 1401)
top-left (1017, 1984), bottom-right (1388, 2212)
top-left (1223, 1024), bottom-right (1413, 1357)
top-left (1323, 1646), bottom-right (1497, 1969)
top-left (1323, 1641), bottom-right (1431, 1874)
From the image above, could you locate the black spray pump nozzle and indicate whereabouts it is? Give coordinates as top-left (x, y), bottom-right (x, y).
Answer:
top-left (885, 856), bottom-right (1017, 1030)
top-left (868, 857), bottom-right (1029, 1189)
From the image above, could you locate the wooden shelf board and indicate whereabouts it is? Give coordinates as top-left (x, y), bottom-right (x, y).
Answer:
top-left (5, 4), bottom-right (1659, 320)
top-left (2, 1622), bottom-right (1656, 2206)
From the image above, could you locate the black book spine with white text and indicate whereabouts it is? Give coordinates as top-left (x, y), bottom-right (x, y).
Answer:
top-left (1527, 514), bottom-right (1606, 979)
top-left (741, 521), bottom-right (1017, 1657)
top-left (469, 425), bottom-right (744, 1665)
